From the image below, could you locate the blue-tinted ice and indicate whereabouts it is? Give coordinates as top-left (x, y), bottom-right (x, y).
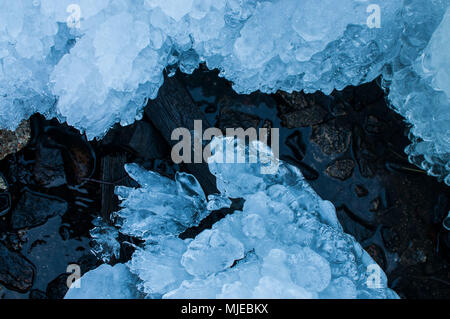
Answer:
top-left (65, 137), bottom-right (399, 299)
top-left (0, 0), bottom-right (448, 182)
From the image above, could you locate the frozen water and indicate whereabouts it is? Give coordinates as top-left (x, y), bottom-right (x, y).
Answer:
top-left (0, 0), bottom-right (448, 181)
top-left (384, 3), bottom-right (450, 184)
top-left (64, 263), bottom-right (140, 299)
top-left (113, 163), bottom-right (212, 242)
top-left (90, 216), bottom-right (120, 263)
top-left (67, 137), bottom-right (399, 299)
top-left (181, 229), bottom-right (245, 277)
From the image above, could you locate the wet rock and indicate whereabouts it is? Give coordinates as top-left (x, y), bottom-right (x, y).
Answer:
top-left (370, 197), bottom-right (382, 212)
top-left (277, 91), bottom-right (328, 128)
top-left (102, 121), bottom-right (169, 160)
top-left (336, 206), bottom-right (374, 242)
top-left (33, 145), bottom-right (66, 188)
top-left (0, 192), bottom-right (11, 217)
top-left (281, 155), bottom-right (319, 181)
top-left (100, 154), bottom-right (130, 220)
top-left (5, 231), bottom-right (27, 251)
top-left (440, 231), bottom-right (450, 251)
top-left (11, 190), bottom-right (68, 230)
top-left (28, 238), bottom-right (47, 253)
top-left (77, 253), bottom-right (101, 274)
top-left (279, 104), bottom-right (328, 128)
top-left (277, 90), bottom-right (311, 106)
top-left (326, 159), bottom-right (355, 181)
top-left (365, 244), bottom-right (386, 270)
top-left (337, 81), bottom-right (384, 112)
top-left (43, 127), bottom-right (96, 186)
top-left (389, 256), bottom-right (450, 299)
top-left (423, 261), bottom-right (435, 276)
top-left (297, 162), bottom-right (319, 181)
top-left (46, 273), bottom-right (69, 299)
top-left (29, 289), bottom-right (47, 299)
top-left (204, 104), bottom-right (217, 113)
top-left (0, 184), bottom-right (9, 223)
top-left (217, 106), bottom-right (261, 130)
top-left (329, 102), bottom-right (348, 117)
top-left (0, 120), bottom-right (31, 161)
top-left (381, 227), bottom-right (400, 253)
top-left (365, 115), bottom-right (386, 135)
top-left (352, 126), bottom-right (378, 178)
top-left (58, 225), bottom-right (72, 241)
top-left (400, 245), bottom-right (428, 266)
top-left (127, 121), bottom-right (169, 160)
top-left (433, 193), bottom-right (448, 224)
top-left (0, 243), bottom-right (34, 292)
top-left (3, 153), bottom-right (35, 185)
top-left (0, 173), bottom-right (7, 191)
top-left (285, 131), bottom-right (306, 161)
top-left (67, 144), bottom-right (95, 186)
top-left (354, 184), bottom-right (369, 197)
top-left (310, 120), bottom-right (352, 155)
top-left (443, 213), bottom-right (450, 231)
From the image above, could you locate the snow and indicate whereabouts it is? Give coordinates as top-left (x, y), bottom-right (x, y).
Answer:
top-left (0, 0), bottom-right (448, 182)
top-left (66, 137), bottom-right (398, 299)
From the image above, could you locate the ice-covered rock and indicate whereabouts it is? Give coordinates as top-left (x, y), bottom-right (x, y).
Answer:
top-left (66, 137), bottom-right (398, 299)
top-left (0, 0), bottom-right (448, 181)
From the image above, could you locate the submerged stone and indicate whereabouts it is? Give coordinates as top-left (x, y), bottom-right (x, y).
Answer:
top-left (0, 243), bottom-right (34, 293)
top-left (11, 190), bottom-right (68, 230)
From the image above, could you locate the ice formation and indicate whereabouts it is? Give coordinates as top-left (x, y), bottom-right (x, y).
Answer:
top-left (384, 3), bottom-right (450, 184)
top-left (65, 263), bottom-right (140, 299)
top-left (0, 0), bottom-right (449, 183)
top-left (65, 137), bottom-right (398, 299)
top-left (90, 216), bottom-right (121, 263)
